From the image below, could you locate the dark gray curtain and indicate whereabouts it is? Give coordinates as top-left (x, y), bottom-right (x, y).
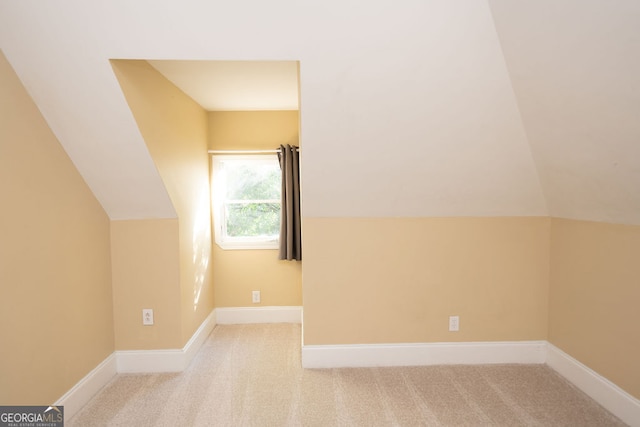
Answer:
top-left (278, 144), bottom-right (301, 261)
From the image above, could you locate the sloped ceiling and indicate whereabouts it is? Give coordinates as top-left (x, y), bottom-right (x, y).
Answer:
top-left (0, 1), bottom-right (638, 224)
top-left (488, 0), bottom-right (640, 225)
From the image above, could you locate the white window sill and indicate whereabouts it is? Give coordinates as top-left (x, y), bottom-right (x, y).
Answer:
top-left (215, 239), bottom-right (279, 250)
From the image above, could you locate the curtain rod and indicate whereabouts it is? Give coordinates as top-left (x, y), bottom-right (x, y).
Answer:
top-left (208, 148), bottom-right (298, 155)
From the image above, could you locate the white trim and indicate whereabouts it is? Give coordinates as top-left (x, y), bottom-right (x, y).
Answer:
top-left (301, 340), bottom-right (639, 425)
top-left (55, 353), bottom-right (117, 421)
top-left (215, 306), bottom-right (302, 324)
top-left (116, 349), bottom-right (185, 373)
top-left (209, 149), bottom-right (282, 154)
top-left (183, 310), bottom-right (218, 366)
top-left (208, 148), bottom-right (298, 155)
top-left (301, 340), bottom-right (547, 369)
top-left (211, 154), bottom-right (281, 251)
top-left (546, 343), bottom-right (640, 427)
top-left (115, 310), bottom-right (216, 373)
top-left (215, 239), bottom-right (279, 251)
top-left (56, 324), bottom-right (640, 427)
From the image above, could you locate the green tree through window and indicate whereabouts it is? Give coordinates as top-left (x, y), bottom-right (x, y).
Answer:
top-left (225, 162), bottom-right (281, 237)
top-left (212, 155), bottom-right (281, 249)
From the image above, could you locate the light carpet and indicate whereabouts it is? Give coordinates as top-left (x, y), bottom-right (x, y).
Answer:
top-left (69, 324), bottom-right (626, 426)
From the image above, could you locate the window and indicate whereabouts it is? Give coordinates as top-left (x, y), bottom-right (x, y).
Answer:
top-left (211, 155), bottom-right (281, 250)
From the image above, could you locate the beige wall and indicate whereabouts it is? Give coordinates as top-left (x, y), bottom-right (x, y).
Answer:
top-left (111, 60), bottom-right (214, 347)
top-left (303, 217), bottom-right (550, 345)
top-left (110, 220), bottom-right (182, 349)
top-left (208, 111), bottom-right (302, 307)
top-left (208, 111), bottom-right (299, 150)
top-left (549, 218), bottom-right (640, 399)
top-left (0, 51), bottom-right (114, 404)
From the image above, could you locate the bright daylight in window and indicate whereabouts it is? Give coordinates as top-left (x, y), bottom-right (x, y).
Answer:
top-left (211, 155), bottom-right (281, 250)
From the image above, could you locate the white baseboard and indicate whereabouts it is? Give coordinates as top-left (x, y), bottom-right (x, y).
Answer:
top-left (546, 343), bottom-right (640, 427)
top-left (183, 310), bottom-right (218, 367)
top-left (55, 353), bottom-right (117, 421)
top-left (301, 340), bottom-right (638, 425)
top-left (58, 320), bottom-right (639, 427)
top-left (116, 348), bottom-right (185, 373)
top-left (116, 310), bottom-right (216, 373)
top-left (215, 306), bottom-right (302, 324)
top-left (302, 340), bottom-right (547, 369)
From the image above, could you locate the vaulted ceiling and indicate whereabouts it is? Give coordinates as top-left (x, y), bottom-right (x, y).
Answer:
top-left (1, 1), bottom-right (638, 224)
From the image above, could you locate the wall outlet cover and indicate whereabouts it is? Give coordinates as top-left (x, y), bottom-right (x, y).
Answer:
top-left (142, 308), bottom-right (154, 325)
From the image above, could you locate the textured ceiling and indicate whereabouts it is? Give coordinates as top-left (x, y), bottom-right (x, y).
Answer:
top-left (0, 0), bottom-right (638, 224)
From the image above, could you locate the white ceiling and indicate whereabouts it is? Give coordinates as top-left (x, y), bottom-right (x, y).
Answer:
top-left (488, 0), bottom-right (640, 224)
top-left (147, 60), bottom-right (299, 111)
top-left (1, 0), bottom-right (638, 224)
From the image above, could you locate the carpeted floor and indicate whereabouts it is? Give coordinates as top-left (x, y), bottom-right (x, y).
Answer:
top-left (69, 324), bottom-right (626, 426)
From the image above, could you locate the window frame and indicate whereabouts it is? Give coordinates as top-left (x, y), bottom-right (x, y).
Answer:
top-left (211, 154), bottom-right (281, 250)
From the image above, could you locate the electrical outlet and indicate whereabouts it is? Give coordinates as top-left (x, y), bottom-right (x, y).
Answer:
top-left (252, 290), bottom-right (261, 304)
top-left (449, 315), bottom-right (459, 332)
top-left (142, 309), bottom-right (154, 325)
